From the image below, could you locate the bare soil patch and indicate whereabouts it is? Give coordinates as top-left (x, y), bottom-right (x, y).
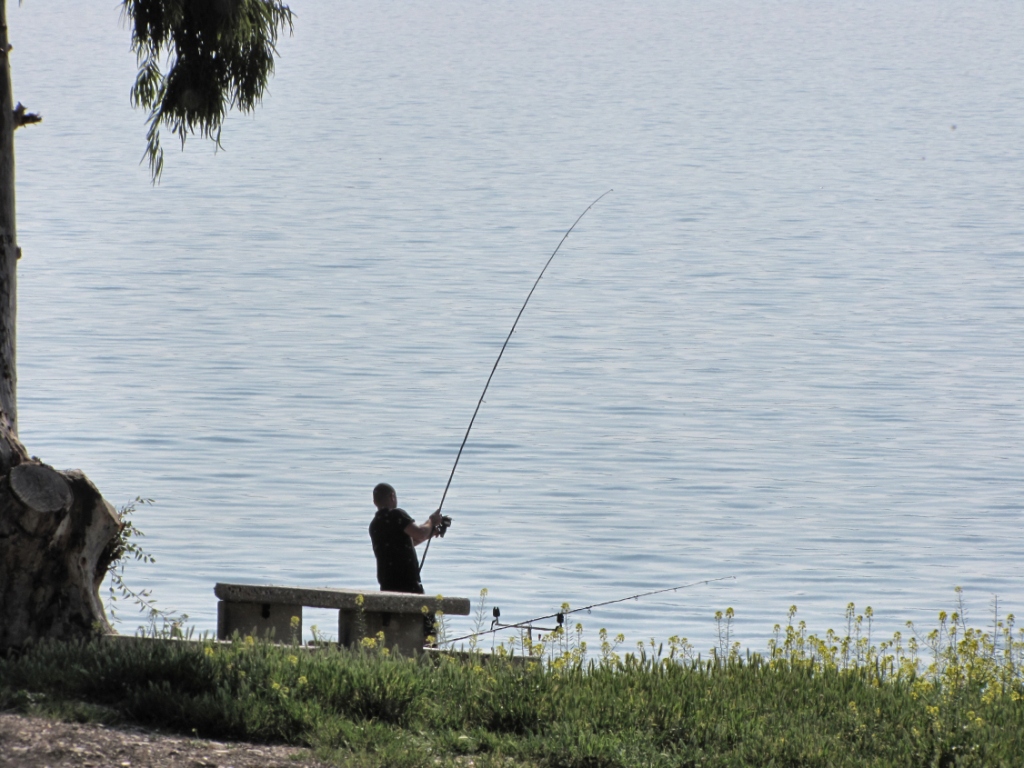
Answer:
top-left (0, 713), bottom-right (331, 768)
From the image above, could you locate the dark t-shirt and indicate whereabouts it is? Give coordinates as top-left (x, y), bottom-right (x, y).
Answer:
top-left (368, 508), bottom-right (424, 594)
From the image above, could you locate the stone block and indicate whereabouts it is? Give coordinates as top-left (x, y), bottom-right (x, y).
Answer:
top-left (217, 600), bottom-right (302, 642)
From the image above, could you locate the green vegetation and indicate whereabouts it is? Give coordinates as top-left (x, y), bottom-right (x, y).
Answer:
top-left (2, 591), bottom-right (1023, 767)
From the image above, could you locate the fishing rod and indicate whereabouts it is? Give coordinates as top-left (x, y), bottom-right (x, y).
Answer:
top-left (444, 576), bottom-right (737, 645)
top-left (419, 190), bottom-right (614, 574)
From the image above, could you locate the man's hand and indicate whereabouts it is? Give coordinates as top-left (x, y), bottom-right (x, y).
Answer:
top-left (431, 510), bottom-right (453, 538)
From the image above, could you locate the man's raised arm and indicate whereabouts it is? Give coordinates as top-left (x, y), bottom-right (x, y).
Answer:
top-left (404, 509), bottom-right (445, 546)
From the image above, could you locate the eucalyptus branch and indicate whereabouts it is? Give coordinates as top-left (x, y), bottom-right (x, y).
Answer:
top-left (121, 0), bottom-right (294, 181)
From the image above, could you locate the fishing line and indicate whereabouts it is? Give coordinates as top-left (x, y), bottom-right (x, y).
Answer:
top-left (443, 576), bottom-right (737, 645)
top-left (419, 190), bottom-right (613, 574)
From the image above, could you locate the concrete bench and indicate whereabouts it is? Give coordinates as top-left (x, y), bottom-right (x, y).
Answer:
top-left (214, 583), bottom-right (471, 656)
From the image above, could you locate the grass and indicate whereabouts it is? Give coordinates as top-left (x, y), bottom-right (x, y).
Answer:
top-left (2, 591), bottom-right (1024, 767)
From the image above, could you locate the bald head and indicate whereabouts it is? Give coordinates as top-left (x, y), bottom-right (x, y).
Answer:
top-left (373, 482), bottom-right (397, 510)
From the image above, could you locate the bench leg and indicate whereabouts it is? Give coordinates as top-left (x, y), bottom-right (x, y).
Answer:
top-left (338, 610), bottom-right (426, 656)
top-left (217, 601), bottom-right (302, 642)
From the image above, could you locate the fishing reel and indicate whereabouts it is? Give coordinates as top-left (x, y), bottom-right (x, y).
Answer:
top-left (433, 514), bottom-right (453, 538)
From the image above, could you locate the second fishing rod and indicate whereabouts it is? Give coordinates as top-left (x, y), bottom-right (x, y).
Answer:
top-left (444, 576), bottom-right (737, 646)
top-left (419, 190), bottom-right (613, 574)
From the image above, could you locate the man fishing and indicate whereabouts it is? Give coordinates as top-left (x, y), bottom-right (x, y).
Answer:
top-left (369, 195), bottom-right (609, 591)
top-left (368, 482), bottom-right (447, 594)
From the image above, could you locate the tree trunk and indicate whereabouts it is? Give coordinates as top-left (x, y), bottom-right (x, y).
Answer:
top-left (0, 1), bottom-right (122, 650)
top-left (0, 432), bottom-right (121, 648)
top-left (0, 0), bottom-right (19, 432)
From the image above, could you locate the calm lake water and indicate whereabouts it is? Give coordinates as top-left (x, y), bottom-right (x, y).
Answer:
top-left (9, 1), bottom-right (1024, 651)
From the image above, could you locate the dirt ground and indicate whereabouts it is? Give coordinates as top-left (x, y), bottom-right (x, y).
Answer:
top-left (0, 713), bottom-right (332, 768)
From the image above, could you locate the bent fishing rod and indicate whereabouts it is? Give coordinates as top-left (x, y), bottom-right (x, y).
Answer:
top-left (443, 576), bottom-right (737, 645)
top-left (419, 189), bottom-right (614, 574)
